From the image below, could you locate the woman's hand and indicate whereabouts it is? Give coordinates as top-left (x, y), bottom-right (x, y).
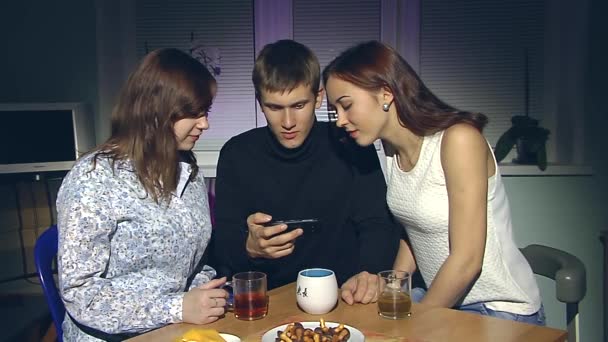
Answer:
top-left (182, 277), bottom-right (228, 324)
top-left (340, 271), bottom-right (379, 305)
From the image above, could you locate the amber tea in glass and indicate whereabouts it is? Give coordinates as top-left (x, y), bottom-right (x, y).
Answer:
top-left (377, 270), bottom-right (412, 319)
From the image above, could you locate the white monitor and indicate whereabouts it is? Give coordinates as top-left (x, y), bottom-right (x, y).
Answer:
top-left (0, 102), bottom-right (95, 174)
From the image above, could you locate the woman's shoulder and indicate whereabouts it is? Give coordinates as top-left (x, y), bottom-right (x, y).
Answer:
top-left (443, 123), bottom-right (485, 141)
top-left (58, 153), bottom-right (119, 201)
top-left (65, 152), bottom-right (126, 186)
top-left (440, 124), bottom-right (490, 175)
top-left (441, 124), bottom-right (488, 153)
top-left (71, 152), bottom-right (110, 174)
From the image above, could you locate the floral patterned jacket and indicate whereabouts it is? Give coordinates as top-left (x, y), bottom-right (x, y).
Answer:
top-left (57, 153), bottom-right (215, 341)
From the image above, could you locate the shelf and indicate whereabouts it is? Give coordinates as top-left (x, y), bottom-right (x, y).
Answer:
top-left (0, 153), bottom-right (593, 179)
top-left (499, 163), bottom-right (593, 176)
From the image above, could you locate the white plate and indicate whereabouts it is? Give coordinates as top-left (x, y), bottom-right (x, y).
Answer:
top-left (261, 321), bottom-right (365, 342)
top-left (219, 333), bottom-right (241, 342)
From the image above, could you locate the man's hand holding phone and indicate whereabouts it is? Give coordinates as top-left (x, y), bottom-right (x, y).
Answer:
top-left (245, 212), bottom-right (303, 259)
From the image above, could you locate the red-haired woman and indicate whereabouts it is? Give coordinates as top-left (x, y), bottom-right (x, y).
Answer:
top-left (324, 41), bottom-right (544, 325)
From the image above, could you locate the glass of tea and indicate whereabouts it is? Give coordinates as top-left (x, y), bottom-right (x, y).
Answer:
top-left (225, 271), bottom-right (268, 320)
top-left (377, 270), bottom-right (412, 319)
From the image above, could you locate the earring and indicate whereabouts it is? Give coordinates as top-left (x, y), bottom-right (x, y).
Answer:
top-left (382, 103), bottom-right (391, 112)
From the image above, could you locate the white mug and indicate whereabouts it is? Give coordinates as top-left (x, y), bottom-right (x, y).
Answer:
top-left (296, 268), bottom-right (338, 315)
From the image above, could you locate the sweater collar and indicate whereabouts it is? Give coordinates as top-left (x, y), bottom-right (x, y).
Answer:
top-left (265, 119), bottom-right (319, 161)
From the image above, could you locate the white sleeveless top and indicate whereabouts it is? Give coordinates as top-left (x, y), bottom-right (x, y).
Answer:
top-left (386, 131), bottom-right (541, 314)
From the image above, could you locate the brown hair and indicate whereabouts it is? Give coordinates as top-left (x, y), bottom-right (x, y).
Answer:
top-left (92, 48), bottom-right (216, 204)
top-left (322, 41), bottom-right (487, 135)
top-left (252, 39), bottom-right (320, 99)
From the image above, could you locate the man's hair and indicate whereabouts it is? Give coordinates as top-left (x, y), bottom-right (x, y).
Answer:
top-left (252, 39), bottom-right (320, 99)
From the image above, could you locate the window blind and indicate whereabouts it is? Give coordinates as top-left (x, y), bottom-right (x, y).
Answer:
top-left (293, 0), bottom-right (381, 122)
top-left (135, 0), bottom-right (255, 150)
top-left (420, 0), bottom-right (545, 149)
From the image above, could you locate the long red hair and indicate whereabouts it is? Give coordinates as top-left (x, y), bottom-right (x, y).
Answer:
top-left (323, 41), bottom-right (487, 135)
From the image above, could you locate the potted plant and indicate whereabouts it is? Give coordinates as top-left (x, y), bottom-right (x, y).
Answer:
top-left (494, 115), bottom-right (550, 170)
top-left (493, 49), bottom-right (550, 171)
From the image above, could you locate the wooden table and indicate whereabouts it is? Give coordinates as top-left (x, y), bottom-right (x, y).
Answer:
top-left (131, 283), bottom-right (566, 341)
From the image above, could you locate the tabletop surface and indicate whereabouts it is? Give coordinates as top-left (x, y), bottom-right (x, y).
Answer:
top-left (130, 282), bottom-right (566, 342)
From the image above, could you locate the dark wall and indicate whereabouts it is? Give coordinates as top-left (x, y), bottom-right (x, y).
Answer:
top-left (586, 0), bottom-right (608, 192)
top-left (0, 1), bottom-right (98, 111)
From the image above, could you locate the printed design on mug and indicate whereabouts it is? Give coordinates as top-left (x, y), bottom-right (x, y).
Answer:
top-left (296, 286), bottom-right (309, 298)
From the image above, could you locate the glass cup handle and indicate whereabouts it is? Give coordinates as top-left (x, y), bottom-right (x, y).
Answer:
top-left (222, 281), bottom-right (234, 311)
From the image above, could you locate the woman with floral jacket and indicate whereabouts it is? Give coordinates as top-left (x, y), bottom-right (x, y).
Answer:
top-left (57, 48), bottom-right (227, 341)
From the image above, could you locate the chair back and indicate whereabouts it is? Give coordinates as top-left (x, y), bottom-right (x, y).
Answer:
top-left (520, 244), bottom-right (586, 342)
top-left (35, 225), bottom-right (64, 341)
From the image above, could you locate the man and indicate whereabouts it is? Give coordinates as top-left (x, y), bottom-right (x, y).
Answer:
top-left (210, 40), bottom-right (401, 299)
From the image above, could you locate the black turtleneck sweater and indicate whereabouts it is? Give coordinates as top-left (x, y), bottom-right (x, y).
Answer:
top-left (209, 121), bottom-right (401, 290)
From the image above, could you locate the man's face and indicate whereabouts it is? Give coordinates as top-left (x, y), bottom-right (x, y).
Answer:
top-left (258, 84), bottom-right (324, 149)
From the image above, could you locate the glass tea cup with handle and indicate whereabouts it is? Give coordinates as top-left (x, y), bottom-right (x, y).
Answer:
top-left (224, 271), bottom-right (268, 320)
top-left (377, 270), bottom-right (412, 319)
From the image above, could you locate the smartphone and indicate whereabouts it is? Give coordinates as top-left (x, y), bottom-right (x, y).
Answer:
top-left (264, 218), bottom-right (319, 234)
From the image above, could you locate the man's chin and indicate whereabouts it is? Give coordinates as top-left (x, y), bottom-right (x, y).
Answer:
top-left (279, 139), bottom-right (304, 149)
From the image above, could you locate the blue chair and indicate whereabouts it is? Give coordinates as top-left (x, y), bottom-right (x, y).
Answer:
top-left (35, 225), bottom-right (64, 341)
